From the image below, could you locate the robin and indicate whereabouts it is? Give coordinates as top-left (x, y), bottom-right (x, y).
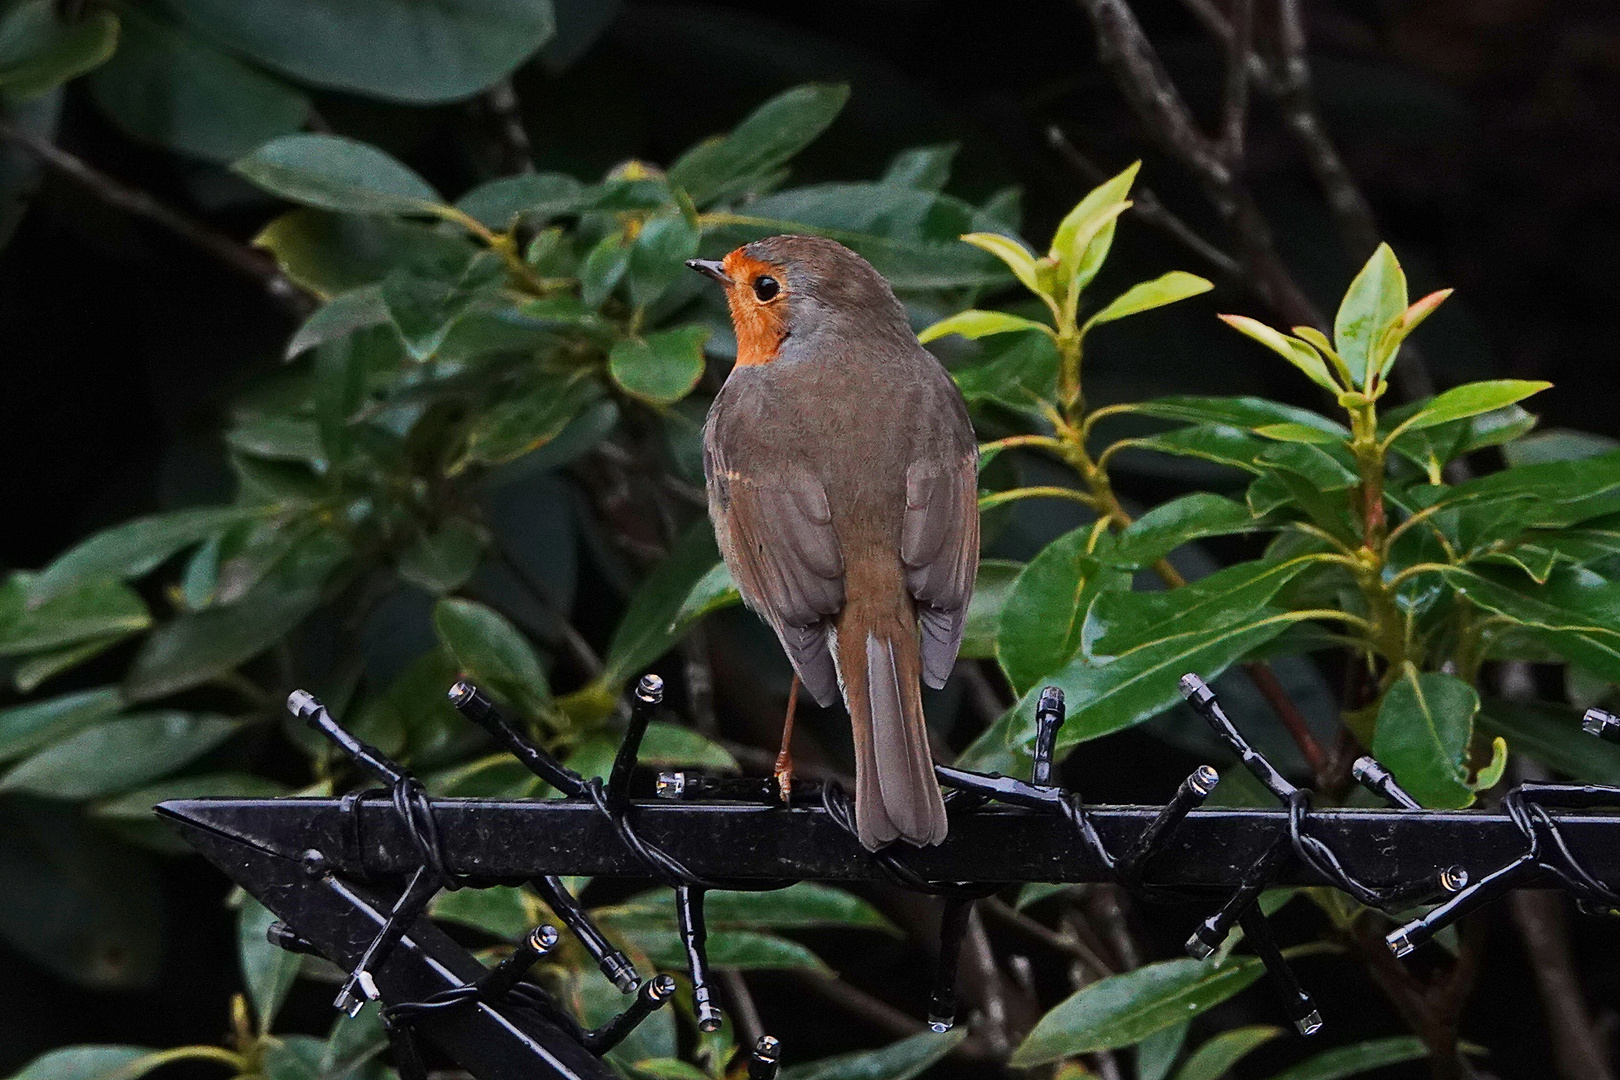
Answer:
top-left (687, 236), bottom-right (979, 849)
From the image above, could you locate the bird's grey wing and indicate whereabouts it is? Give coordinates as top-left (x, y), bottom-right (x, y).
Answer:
top-left (705, 436), bottom-right (845, 706)
top-left (901, 377), bottom-right (980, 689)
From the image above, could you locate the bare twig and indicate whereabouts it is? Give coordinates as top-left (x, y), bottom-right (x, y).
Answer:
top-left (1218, 0), bottom-right (1254, 164)
top-left (0, 118), bottom-right (314, 319)
top-left (964, 907), bottom-right (1013, 1055)
top-left (481, 79), bottom-right (535, 176)
top-left (786, 970), bottom-right (990, 1060)
top-left (983, 896), bottom-right (1114, 976)
top-left (1243, 660), bottom-right (1329, 776)
top-left (681, 627), bottom-right (719, 737)
top-left (716, 969), bottom-right (765, 1052)
top-left (1088, 885), bottom-right (1141, 970)
top-left (1510, 891), bottom-right (1614, 1080)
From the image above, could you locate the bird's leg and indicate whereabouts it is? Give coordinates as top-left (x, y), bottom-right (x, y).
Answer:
top-left (774, 675), bottom-right (799, 803)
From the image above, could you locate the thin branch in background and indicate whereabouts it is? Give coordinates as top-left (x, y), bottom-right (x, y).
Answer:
top-left (1087, 885), bottom-right (1141, 970)
top-left (1217, 0), bottom-right (1254, 164)
top-left (785, 970), bottom-right (990, 1060)
top-left (1046, 125), bottom-right (1240, 277)
top-left (961, 660), bottom-right (1013, 730)
top-left (716, 969), bottom-right (764, 1052)
top-left (681, 628), bottom-right (719, 737)
top-left (490, 539), bottom-right (604, 679)
top-left (1510, 891), bottom-right (1614, 1080)
top-left (964, 907), bottom-right (1014, 1056)
top-left (0, 118), bottom-right (314, 319)
top-left (983, 896), bottom-right (1115, 977)
top-left (482, 79), bottom-right (536, 176)
top-left (1242, 660), bottom-right (1329, 776)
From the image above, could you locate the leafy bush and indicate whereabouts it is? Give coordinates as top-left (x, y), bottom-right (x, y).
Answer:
top-left (4, 3), bottom-right (1619, 1078)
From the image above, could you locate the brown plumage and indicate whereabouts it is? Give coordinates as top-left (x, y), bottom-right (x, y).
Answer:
top-left (688, 236), bottom-right (979, 849)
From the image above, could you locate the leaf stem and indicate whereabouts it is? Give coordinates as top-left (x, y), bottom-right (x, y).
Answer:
top-left (977, 486), bottom-right (1097, 512)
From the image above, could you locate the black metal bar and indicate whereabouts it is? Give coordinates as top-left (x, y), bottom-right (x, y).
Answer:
top-left (748, 1036), bottom-right (782, 1080)
top-left (1351, 756), bottom-right (1422, 810)
top-left (1120, 765), bottom-right (1219, 881)
top-left (608, 675), bottom-right (663, 811)
top-left (934, 765), bottom-right (1067, 810)
top-left (927, 897), bottom-right (974, 1032)
top-left (1239, 909), bottom-right (1322, 1036)
top-left (1518, 781), bottom-right (1620, 809)
top-left (1181, 675), bottom-right (1298, 801)
top-left (677, 885), bottom-right (722, 1032)
top-left (532, 875), bottom-right (638, 993)
top-left (582, 975), bottom-right (677, 1053)
top-left (1030, 687), bottom-right (1065, 787)
top-left (155, 798), bottom-right (1620, 888)
top-left (478, 925), bottom-right (560, 1002)
top-left (449, 680), bottom-right (586, 797)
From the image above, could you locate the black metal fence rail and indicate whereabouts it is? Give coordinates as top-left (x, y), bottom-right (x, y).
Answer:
top-left (155, 674), bottom-right (1620, 1080)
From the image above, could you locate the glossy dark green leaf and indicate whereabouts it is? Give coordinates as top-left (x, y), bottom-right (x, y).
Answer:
top-left (600, 882), bottom-right (894, 933)
top-left (255, 209), bottom-right (475, 298)
top-left (615, 925), bottom-right (825, 971)
top-left (380, 253), bottom-right (504, 361)
top-left (1443, 564), bottom-right (1620, 683)
top-left (1137, 1023), bottom-right (1188, 1080)
top-left (160, 0), bottom-right (555, 103)
top-left (609, 325), bottom-right (708, 405)
top-left (1011, 957), bottom-right (1264, 1064)
top-left (0, 574), bottom-right (150, 656)
top-left (0, 711), bottom-right (238, 799)
top-left (11, 636), bottom-right (125, 693)
top-left (0, 3), bottom-right (118, 101)
top-left (1372, 667), bottom-right (1491, 808)
top-left (781, 1030), bottom-right (966, 1080)
top-left (1172, 1025), bottom-right (1281, 1080)
top-left (320, 1002), bottom-right (388, 1080)
top-left (432, 884), bottom-right (532, 940)
top-left (239, 897), bottom-right (300, 1030)
top-left (1502, 428), bottom-right (1619, 467)
top-left (233, 134), bottom-right (442, 215)
top-left (3, 1045), bottom-right (163, 1080)
top-left (669, 83), bottom-right (849, 204)
top-left (601, 521), bottom-right (721, 688)
top-left (286, 286), bottom-right (390, 359)
top-left (399, 520), bottom-right (485, 594)
top-left (261, 1036), bottom-right (323, 1080)
top-left (579, 231), bottom-right (630, 309)
top-left (1333, 243), bottom-right (1405, 387)
top-left (882, 143), bottom-right (957, 191)
top-left (225, 415), bottom-right (325, 464)
top-left (1426, 450), bottom-right (1620, 529)
top-left (1388, 380), bottom-right (1550, 437)
top-left (433, 597), bottom-right (551, 720)
top-left (1111, 494), bottom-right (1259, 568)
top-left (961, 559), bottom-right (1022, 660)
top-left (454, 372), bottom-right (600, 471)
top-left (1132, 396), bottom-right (1346, 437)
top-left (1086, 272), bottom-right (1212, 329)
top-left (670, 561), bottom-right (740, 640)
top-left (0, 686), bottom-right (121, 765)
top-left (88, 7), bottom-right (306, 162)
top-left (919, 310), bottom-right (1051, 344)
top-left (1479, 699), bottom-right (1620, 784)
top-left (563, 722), bottom-right (736, 783)
top-left (1124, 424), bottom-right (1273, 476)
top-left (1260, 1036), bottom-right (1428, 1080)
top-left (1087, 558), bottom-right (1314, 659)
top-left (628, 213), bottom-right (701, 309)
top-left (996, 527), bottom-right (1130, 694)
top-left (30, 505), bottom-right (261, 603)
top-left (950, 330), bottom-right (1059, 411)
top-left (456, 172), bottom-right (587, 229)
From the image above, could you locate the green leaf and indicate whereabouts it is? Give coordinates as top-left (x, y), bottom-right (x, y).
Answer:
top-left (88, 7), bottom-right (306, 162)
top-left (1172, 1026), bottom-right (1282, 1080)
top-left (89, 773), bottom-right (289, 820)
top-left (433, 598), bottom-right (551, 720)
top-left (882, 144), bottom-right (957, 191)
top-left (0, 575), bottom-right (149, 656)
top-left (4, 1045), bottom-right (163, 1080)
top-left (1386, 380), bottom-right (1551, 441)
top-left (0, 687), bottom-right (122, 765)
top-left (1372, 667), bottom-right (1485, 808)
top-left (320, 1002), bottom-right (389, 1080)
top-left (160, 0), bottom-right (555, 104)
top-left (670, 561), bottom-right (741, 639)
top-left (599, 883), bottom-right (895, 934)
top-left (627, 213), bottom-right (701, 309)
top-left (0, 5), bottom-right (118, 101)
top-left (1124, 425), bottom-right (1273, 476)
top-left (454, 372), bottom-right (600, 472)
top-left (638, 722), bottom-right (738, 770)
top-left (600, 521), bottom-right (721, 689)
top-left (399, 520), bottom-right (485, 594)
top-left (579, 230), bottom-right (630, 309)
top-left (1049, 161), bottom-right (1138, 275)
top-left (255, 209), bottom-right (474, 298)
top-left (995, 527), bottom-right (1130, 695)
top-left (1502, 428), bottom-right (1619, 467)
top-left (1088, 558), bottom-right (1314, 659)
top-left (631, 1060), bottom-right (711, 1080)
top-left (917, 309), bottom-right (1051, 344)
top-left (1333, 243), bottom-right (1407, 387)
top-left (239, 897), bottom-right (300, 1031)
top-left (1133, 396), bottom-right (1347, 438)
top-left (1219, 314), bottom-right (1339, 392)
top-left (379, 252), bottom-right (504, 361)
top-left (456, 172), bottom-right (587, 229)
top-left (1256, 422), bottom-right (1343, 445)
top-left (781, 1030), bottom-right (966, 1080)
top-left (617, 926), bottom-right (826, 971)
top-left (233, 134), bottom-right (442, 216)
top-left (1011, 957), bottom-right (1264, 1065)
top-left (1086, 271), bottom-right (1212, 329)
top-left (609, 325), bottom-right (709, 406)
top-left (12, 636), bottom-right (126, 693)
top-left (1111, 494), bottom-right (1259, 569)
top-left (124, 533), bottom-right (347, 701)
top-left (30, 506), bottom-right (261, 603)
top-left (1479, 699), bottom-right (1620, 784)
top-left (951, 330), bottom-right (1060, 411)
top-left (1137, 1023), bottom-right (1188, 1080)
top-left (1443, 564), bottom-right (1620, 683)
top-left (0, 711), bottom-right (238, 799)
top-left (1260, 1036), bottom-right (1429, 1080)
top-left (959, 232), bottom-right (1043, 297)
top-left (669, 83), bottom-right (849, 205)
top-left (432, 885), bottom-right (531, 940)
top-left (961, 560), bottom-right (1022, 660)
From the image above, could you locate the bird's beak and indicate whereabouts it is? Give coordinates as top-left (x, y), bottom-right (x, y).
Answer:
top-left (685, 258), bottom-right (733, 286)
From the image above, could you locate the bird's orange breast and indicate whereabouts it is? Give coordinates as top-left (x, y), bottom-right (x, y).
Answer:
top-left (721, 250), bottom-right (788, 367)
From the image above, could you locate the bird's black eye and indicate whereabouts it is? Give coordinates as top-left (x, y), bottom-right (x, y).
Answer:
top-left (753, 275), bottom-right (780, 302)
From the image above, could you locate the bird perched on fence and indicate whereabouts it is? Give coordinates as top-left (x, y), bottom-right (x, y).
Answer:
top-left (687, 236), bottom-right (979, 849)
